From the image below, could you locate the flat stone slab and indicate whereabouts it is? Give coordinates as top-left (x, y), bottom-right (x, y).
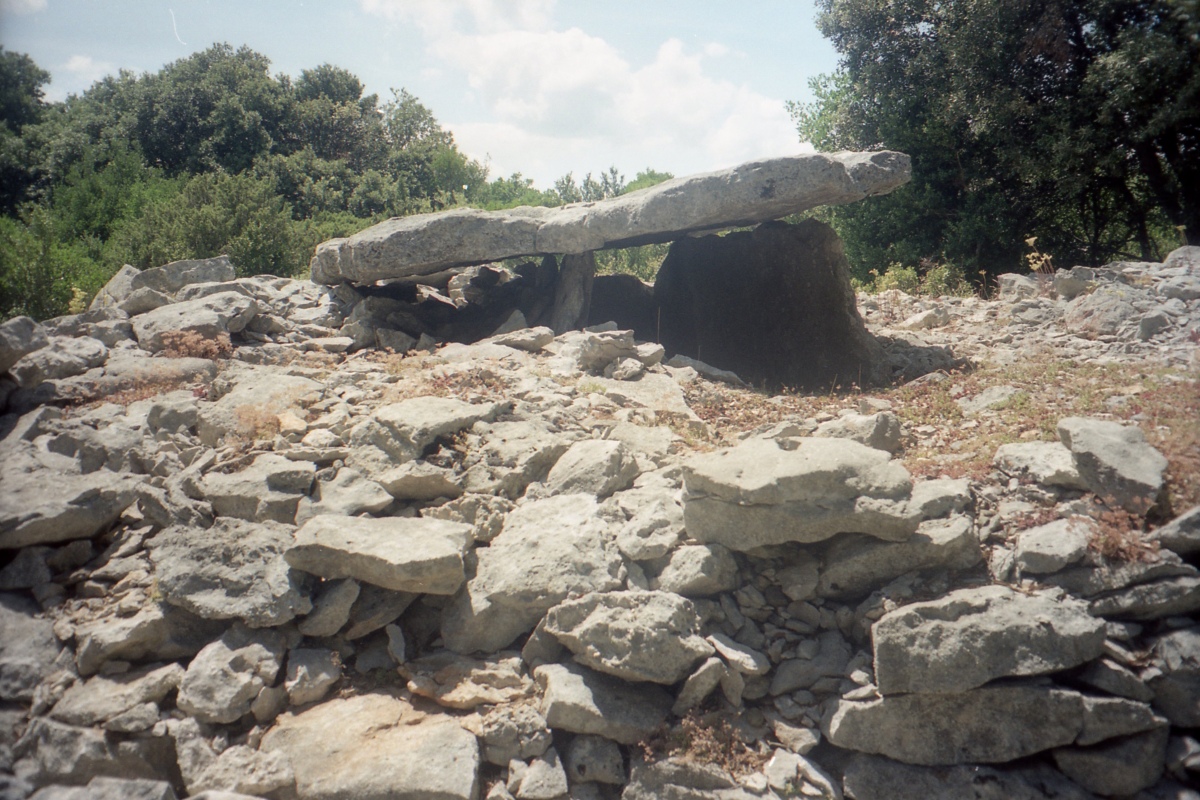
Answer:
top-left (311, 151), bottom-right (911, 285)
top-left (286, 514), bottom-right (473, 594)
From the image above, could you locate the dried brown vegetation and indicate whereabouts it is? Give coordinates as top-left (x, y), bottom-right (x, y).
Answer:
top-left (639, 712), bottom-right (768, 778)
top-left (158, 330), bottom-right (233, 360)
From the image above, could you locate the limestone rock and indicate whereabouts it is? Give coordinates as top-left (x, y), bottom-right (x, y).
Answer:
top-left (543, 590), bottom-right (714, 684)
top-left (682, 437), bottom-right (916, 551)
top-left (817, 516), bottom-right (980, 599)
top-left (296, 578), bottom-right (360, 638)
top-left (129, 255), bottom-right (235, 294)
top-left (73, 602), bottom-right (224, 676)
top-left (1057, 416), bottom-right (1168, 512)
top-left (50, 663), bottom-right (182, 727)
top-left (202, 453), bottom-right (315, 523)
top-left (1014, 518), bottom-right (1091, 574)
top-left (1065, 285), bottom-right (1140, 339)
top-left (377, 461), bottom-right (464, 501)
top-left (0, 315), bottom-right (49, 374)
top-left (1147, 626), bottom-right (1200, 727)
top-left (368, 395), bottom-right (503, 463)
top-left (516, 747), bottom-right (570, 800)
top-left (825, 686), bottom-right (1086, 765)
top-left (284, 648), bottom-right (341, 706)
top-left (841, 754), bottom-right (1099, 800)
top-left (401, 652), bottom-right (534, 710)
top-left (564, 735), bottom-right (625, 785)
top-left (261, 692), bottom-right (481, 800)
top-left (1054, 726), bottom-right (1169, 797)
top-left (195, 368), bottom-right (323, 447)
top-left (176, 626), bottom-right (287, 724)
top-left (814, 411), bottom-right (903, 454)
top-left (441, 494), bottom-right (624, 654)
top-left (1154, 505), bottom-right (1200, 556)
top-left (769, 630), bottom-right (852, 695)
top-left (0, 593), bottom-right (62, 702)
top-left (652, 544), bottom-right (739, 597)
top-left (463, 701), bottom-right (551, 766)
top-left (148, 518), bottom-right (313, 627)
top-left (872, 585), bottom-right (1105, 695)
top-left (170, 716), bottom-right (294, 797)
top-left (311, 151), bottom-right (911, 285)
top-left (131, 291), bottom-right (257, 353)
top-left (535, 662), bottom-right (671, 744)
top-left (621, 759), bottom-right (772, 800)
top-left (993, 441), bottom-right (1089, 490)
top-left (287, 514), bottom-right (473, 594)
top-left (672, 657), bottom-right (727, 715)
top-left (10, 336), bottom-right (108, 387)
top-left (1089, 576), bottom-right (1200, 620)
top-left (544, 438), bottom-right (639, 499)
top-left (295, 466), bottom-right (393, 523)
top-left (654, 219), bottom-right (887, 388)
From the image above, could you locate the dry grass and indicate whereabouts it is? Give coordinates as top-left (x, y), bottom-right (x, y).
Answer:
top-left (1087, 497), bottom-right (1161, 563)
top-left (67, 376), bottom-right (202, 412)
top-left (639, 712), bottom-right (768, 778)
top-left (158, 330), bottom-right (233, 360)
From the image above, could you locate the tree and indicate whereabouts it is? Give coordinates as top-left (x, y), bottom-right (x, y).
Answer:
top-left (794, 0), bottom-right (1200, 280)
top-left (0, 47), bottom-right (52, 212)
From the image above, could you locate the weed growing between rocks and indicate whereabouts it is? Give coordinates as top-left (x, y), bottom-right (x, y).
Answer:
top-left (158, 330), bottom-right (233, 360)
top-left (71, 376), bottom-right (201, 412)
top-left (639, 712), bottom-right (768, 778)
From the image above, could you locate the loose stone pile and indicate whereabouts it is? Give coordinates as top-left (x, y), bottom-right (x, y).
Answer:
top-left (0, 244), bottom-right (1198, 800)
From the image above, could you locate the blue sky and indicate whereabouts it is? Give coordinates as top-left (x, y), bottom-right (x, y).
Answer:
top-left (0, 0), bottom-right (841, 187)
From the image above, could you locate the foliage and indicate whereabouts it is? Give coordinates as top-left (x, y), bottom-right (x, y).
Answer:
top-left (855, 258), bottom-right (973, 296)
top-left (0, 46), bottom-right (52, 212)
top-left (0, 209), bottom-right (107, 320)
top-left (794, 0), bottom-right (1200, 283)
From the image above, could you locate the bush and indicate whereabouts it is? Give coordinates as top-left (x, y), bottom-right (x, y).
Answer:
top-left (0, 210), bottom-right (108, 319)
top-left (856, 259), bottom-right (974, 297)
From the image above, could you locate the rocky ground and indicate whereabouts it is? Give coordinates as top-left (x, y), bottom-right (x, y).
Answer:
top-left (0, 246), bottom-right (1198, 800)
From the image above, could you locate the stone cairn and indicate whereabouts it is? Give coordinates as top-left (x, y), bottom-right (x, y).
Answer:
top-left (0, 151), bottom-right (1199, 800)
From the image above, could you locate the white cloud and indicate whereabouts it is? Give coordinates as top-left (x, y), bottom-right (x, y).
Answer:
top-left (360, 0), bottom-right (802, 185)
top-left (0, 0), bottom-right (47, 14)
top-left (62, 54), bottom-right (115, 84)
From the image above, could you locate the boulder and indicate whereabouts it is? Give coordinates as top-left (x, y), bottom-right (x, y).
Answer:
top-left (681, 437), bottom-right (917, 551)
top-left (871, 585), bottom-right (1106, 695)
top-left (195, 368), bottom-right (323, 447)
top-left (542, 590), bottom-right (714, 684)
top-left (260, 692), bottom-right (481, 800)
top-left (769, 630), bottom-right (852, 695)
top-left (652, 543), bottom-right (739, 597)
top-left (50, 663), bottom-right (183, 727)
top-left (131, 291), bottom-right (257, 353)
top-left (128, 255), bottom-right (236, 294)
top-left (73, 602), bottom-right (224, 676)
top-left (1064, 285), bottom-right (1140, 338)
top-left (814, 411), bottom-right (903, 454)
top-left (287, 514), bottom-right (473, 594)
top-left (9, 336), bottom-right (108, 387)
top-left (841, 754), bottom-right (1099, 800)
top-left (621, 759), bottom-right (770, 800)
top-left (310, 151), bottom-right (911, 285)
top-left (0, 315), bottom-right (49, 374)
top-left (284, 648), bottom-right (342, 706)
top-left (1154, 505), bottom-right (1200, 556)
top-left (0, 593), bottom-right (61, 702)
top-left (1014, 518), bottom-right (1091, 574)
top-left (148, 518), bottom-right (313, 627)
top-left (440, 494), bottom-right (624, 654)
top-left (170, 716), bottom-right (293, 797)
top-left (88, 264), bottom-right (141, 311)
top-left (201, 454), bottom-right (315, 524)
top-left (1053, 726), bottom-right (1169, 797)
top-left (463, 701), bottom-right (552, 766)
top-left (401, 652), bottom-right (534, 710)
top-left (534, 661), bottom-right (671, 745)
top-left (654, 219), bottom-right (887, 388)
top-left (544, 438), bottom-right (639, 499)
top-left (176, 625), bottom-right (287, 724)
top-left (993, 441), bottom-right (1088, 490)
top-left (1147, 626), bottom-right (1200, 727)
top-left (1057, 417), bottom-right (1168, 512)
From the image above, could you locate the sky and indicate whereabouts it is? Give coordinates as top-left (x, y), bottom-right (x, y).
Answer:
top-left (0, 0), bottom-right (841, 188)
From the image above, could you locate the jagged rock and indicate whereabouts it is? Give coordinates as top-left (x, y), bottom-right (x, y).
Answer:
top-left (1147, 627), bottom-right (1200, 727)
top-left (294, 466), bottom-right (392, 523)
top-left (50, 663), bottom-right (182, 727)
top-left (1054, 726), bottom-right (1169, 797)
top-left (10, 336), bottom-right (108, 388)
top-left (201, 454), bottom-right (315, 523)
top-left (1089, 576), bottom-right (1200, 620)
top-left (770, 630), bottom-right (852, 695)
top-left (129, 256), bottom-right (235, 295)
top-left (441, 494), bottom-right (624, 654)
top-left (170, 716), bottom-right (293, 797)
top-left (544, 438), bottom-right (639, 499)
top-left (516, 747), bottom-right (570, 800)
top-left (284, 648), bottom-right (341, 706)
top-left (0, 593), bottom-right (61, 702)
top-left (0, 315), bottom-right (49, 374)
top-left (261, 692), bottom-right (481, 800)
top-left (652, 544), bottom-right (739, 597)
top-left (377, 461), bottom-right (465, 501)
top-left (148, 518), bottom-right (312, 627)
top-left (1154, 505), bottom-right (1200, 556)
top-left (993, 440), bottom-right (1089, 490)
top-left (342, 584), bottom-right (416, 640)
top-left (400, 652), bottom-right (534, 710)
top-left (195, 368), bottom-right (323, 447)
top-left (542, 590), bottom-right (714, 684)
top-left (612, 477), bottom-right (685, 561)
top-left (814, 411), bottom-right (903, 454)
top-left (1043, 551), bottom-right (1196, 598)
top-left (423, 494), bottom-right (513, 542)
top-left (462, 701), bottom-right (552, 766)
top-left (706, 633), bottom-right (770, 676)
top-left (655, 219), bottom-right (887, 388)
top-left (18, 717), bottom-right (169, 786)
top-left (296, 578), bottom-right (360, 638)
top-left (841, 754), bottom-right (1099, 800)
top-left (73, 602), bottom-right (224, 676)
top-left (1065, 285), bottom-right (1140, 339)
top-left (1078, 658), bottom-right (1154, 703)
top-left (681, 437), bottom-right (917, 551)
top-left (1014, 518), bottom-right (1092, 574)
top-left (621, 759), bottom-right (775, 800)
top-left (825, 685), bottom-right (1087, 765)
top-left (534, 662), bottom-right (671, 745)
top-left (311, 152), bottom-right (910, 285)
top-left (28, 776), bottom-right (178, 800)
top-left (176, 625), bottom-right (287, 724)
top-left (1077, 696), bottom-right (1167, 746)
top-left (88, 264), bottom-right (141, 311)
top-left (672, 657), bottom-right (727, 716)
top-left (564, 735), bottom-right (625, 785)
top-left (364, 395), bottom-right (504, 463)
top-left (131, 291), bottom-right (257, 353)
top-left (1057, 417), bottom-right (1168, 512)
top-left (817, 516), bottom-right (980, 599)
top-left (287, 514), bottom-right (472, 594)
top-left (872, 585), bottom-right (1105, 695)
top-left (0, 440), bottom-right (141, 549)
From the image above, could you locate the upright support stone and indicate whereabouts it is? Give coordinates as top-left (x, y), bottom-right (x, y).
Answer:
top-left (549, 252), bottom-right (596, 334)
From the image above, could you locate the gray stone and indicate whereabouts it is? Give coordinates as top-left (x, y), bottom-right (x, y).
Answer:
top-left (548, 251), bottom-right (595, 335)
top-left (0, 546), bottom-right (52, 590)
top-left (0, 316), bottom-right (49, 374)
top-left (770, 630), bottom-right (852, 695)
top-left (841, 754), bottom-right (1099, 800)
top-left (366, 395), bottom-right (503, 463)
top-left (1148, 627), bottom-right (1200, 727)
top-left (131, 291), bottom-right (257, 352)
top-left (652, 544), bottom-right (739, 597)
top-left (296, 578), bottom-right (360, 638)
top-left (441, 494), bottom-right (624, 654)
top-left (118, 287), bottom-right (172, 316)
top-left (377, 461), bottom-right (464, 501)
top-left (261, 692), bottom-right (481, 800)
top-left (1155, 505), bottom-right (1200, 556)
top-left (706, 633), bottom-right (770, 676)
top-left (423, 494), bottom-right (514, 542)
top-left (1054, 726), bottom-right (1169, 797)
top-left (817, 516), bottom-right (980, 599)
top-left (545, 438), bottom-right (639, 499)
top-left (284, 648), bottom-right (341, 706)
top-left (825, 686), bottom-right (1086, 765)
top-left (517, 747), bottom-right (569, 800)
top-left (50, 662), bottom-right (182, 726)
top-left (72, 602), bottom-right (223, 676)
top-left (956, 385), bottom-right (1019, 416)
top-left (565, 735), bottom-right (625, 785)
top-left (201, 453), bottom-right (315, 524)
top-left (543, 590), bottom-right (714, 684)
top-left (1065, 285), bottom-right (1141, 339)
top-left (1058, 416), bottom-right (1168, 512)
top-left (535, 661), bottom-right (671, 745)
top-left (1090, 576), bottom-right (1200, 620)
top-left (19, 717), bottom-right (169, 787)
top-left (176, 626), bottom-right (287, 724)
top-left (621, 759), bottom-right (769, 800)
top-left (1077, 696), bottom-right (1167, 746)
top-left (1044, 551), bottom-right (1196, 598)
top-left (872, 585), bottom-right (1105, 695)
top-left (401, 652), bottom-right (534, 710)
top-left (682, 437), bottom-right (917, 551)
top-left (613, 481), bottom-right (685, 561)
top-left (0, 593), bottom-right (61, 702)
top-left (311, 151), bottom-right (910, 285)
top-left (129, 255), bottom-right (235, 294)
top-left (170, 716), bottom-right (293, 797)
top-left (814, 411), bottom-right (903, 454)
top-left (295, 466), bottom-right (393, 523)
top-left (287, 514), bottom-right (472, 594)
top-left (993, 441), bottom-right (1089, 490)
top-left (465, 701), bottom-right (552, 766)
top-left (672, 657), bottom-right (727, 716)
top-left (664, 354), bottom-right (745, 385)
top-left (343, 584), bottom-right (417, 640)
top-left (10, 336), bottom-right (107, 387)
top-left (195, 368), bottom-right (323, 447)
top-left (148, 518), bottom-right (312, 627)
top-left (88, 264), bottom-right (141, 311)
top-left (1015, 518), bottom-right (1092, 574)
